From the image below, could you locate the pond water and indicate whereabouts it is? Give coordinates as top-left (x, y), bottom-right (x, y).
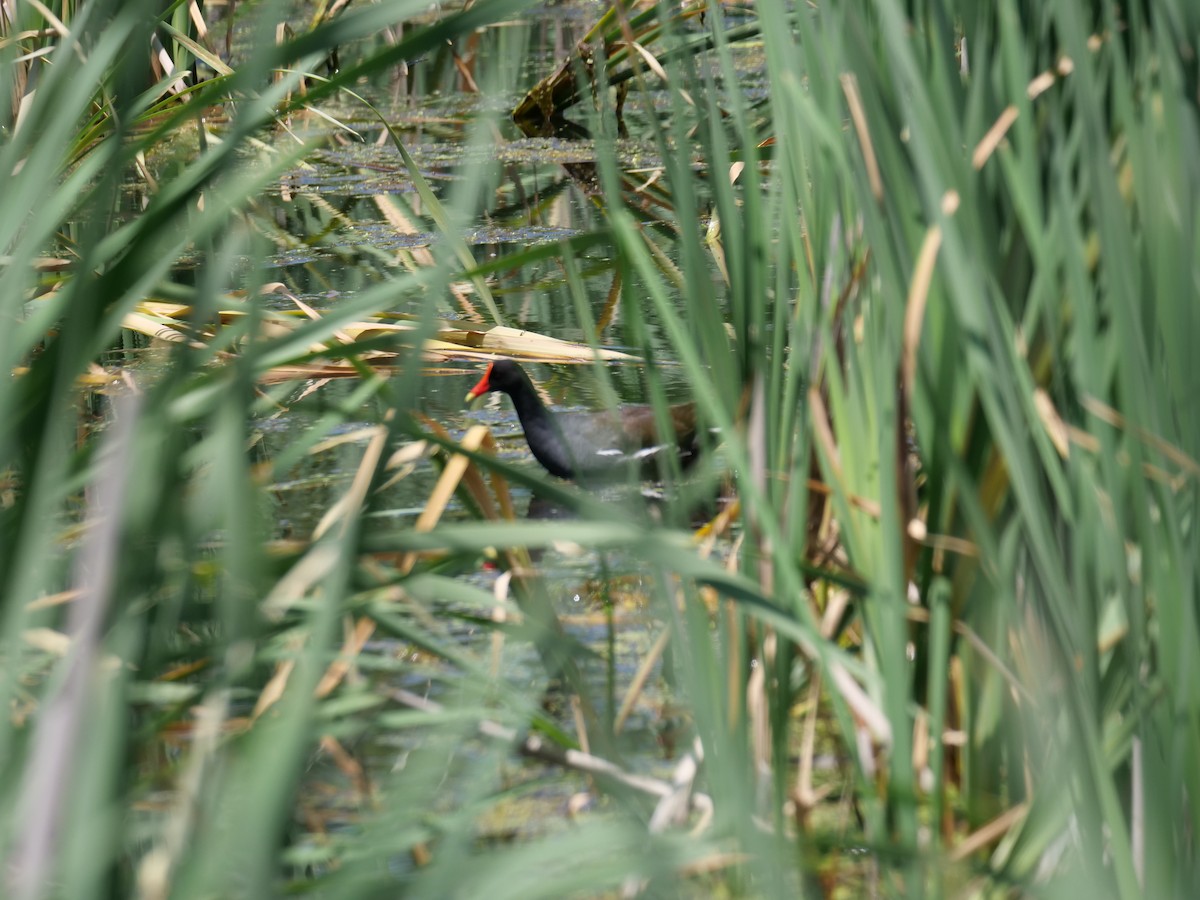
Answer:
top-left (229, 3), bottom-right (754, 535)
top-left (130, 0), bottom-right (759, 842)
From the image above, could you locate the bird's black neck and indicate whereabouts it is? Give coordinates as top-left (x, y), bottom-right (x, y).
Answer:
top-left (502, 384), bottom-right (573, 478)
top-left (505, 380), bottom-right (549, 427)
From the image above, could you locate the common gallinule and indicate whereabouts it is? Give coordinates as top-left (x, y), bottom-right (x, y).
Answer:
top-left (465, 360), bottom-right (700, 480)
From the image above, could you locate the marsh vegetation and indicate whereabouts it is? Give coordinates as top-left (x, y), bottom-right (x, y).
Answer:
top-left (2, 1), bottom-right (1198, 897)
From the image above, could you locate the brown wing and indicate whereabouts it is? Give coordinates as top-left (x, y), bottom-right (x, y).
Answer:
top-left (618, 402), bottom-right (700, 455)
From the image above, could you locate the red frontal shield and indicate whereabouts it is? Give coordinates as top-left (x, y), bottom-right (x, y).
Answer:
top-left (464, 363), bottom-right (495, 401)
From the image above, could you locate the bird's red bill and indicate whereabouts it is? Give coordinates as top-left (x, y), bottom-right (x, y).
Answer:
top-left (464, 363), bottom-right (495, 402)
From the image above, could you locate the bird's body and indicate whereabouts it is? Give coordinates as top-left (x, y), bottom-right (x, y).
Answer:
top-left (465, 360), bottom-right (700, 480)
